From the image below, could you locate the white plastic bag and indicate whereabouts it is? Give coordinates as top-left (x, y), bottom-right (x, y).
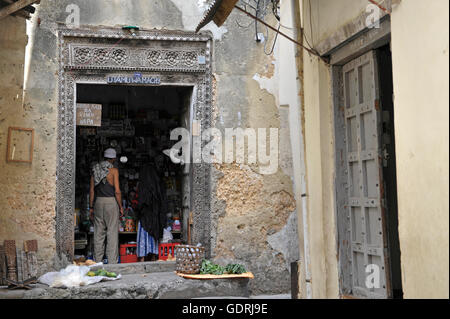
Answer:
top-left (161, 227), bottom-right (173, 243)
top-left (39, 263), bottom-right (121, 288)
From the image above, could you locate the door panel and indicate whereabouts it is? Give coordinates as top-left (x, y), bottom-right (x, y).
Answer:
top-left (342, 51), bottom-right (390, 299)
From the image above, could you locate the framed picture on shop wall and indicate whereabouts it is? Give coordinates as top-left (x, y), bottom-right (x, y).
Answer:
top-left (6, 127), bottom-right (34, 163)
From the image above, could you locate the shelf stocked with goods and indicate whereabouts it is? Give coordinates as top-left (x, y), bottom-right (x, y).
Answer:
top-left (74, 104), bottom-right (184, 262)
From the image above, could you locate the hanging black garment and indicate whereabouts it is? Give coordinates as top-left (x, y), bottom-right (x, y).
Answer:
top-left (135, 163), bottom-right (167, 241)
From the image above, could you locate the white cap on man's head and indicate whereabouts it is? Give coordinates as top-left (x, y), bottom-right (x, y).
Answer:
top-left (104, 148), bottom-right (117, 159)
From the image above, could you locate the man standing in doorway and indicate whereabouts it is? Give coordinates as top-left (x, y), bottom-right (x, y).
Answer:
top-left (89, 148), bottom-right (124, 264)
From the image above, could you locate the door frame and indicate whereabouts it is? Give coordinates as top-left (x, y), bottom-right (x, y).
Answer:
top-left (56, 27), bottom-right (214, 263)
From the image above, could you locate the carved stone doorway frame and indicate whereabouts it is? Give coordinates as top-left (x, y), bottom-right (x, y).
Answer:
top-left (56, 27), bottom-right (213, 262)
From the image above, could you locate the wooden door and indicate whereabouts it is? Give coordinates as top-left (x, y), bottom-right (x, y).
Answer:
top-left (342, 50), bottom-right (391, 299)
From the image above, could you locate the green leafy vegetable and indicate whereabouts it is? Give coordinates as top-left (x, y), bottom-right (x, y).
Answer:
top-left (225, 264), bottom-right (247, 275)
top-left (200, 260), bottom-right (247, 275)
top-left (200, 260), bottom-right (225, 275)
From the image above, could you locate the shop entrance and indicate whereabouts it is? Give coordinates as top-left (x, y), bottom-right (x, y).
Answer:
top-left (56, 28), bottom-right (213, 264)
top-left (73, 84), bottom-right (193, 264)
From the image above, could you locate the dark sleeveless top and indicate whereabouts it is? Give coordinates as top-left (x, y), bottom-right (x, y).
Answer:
top-left (95, 180), bottom-right (115, 198)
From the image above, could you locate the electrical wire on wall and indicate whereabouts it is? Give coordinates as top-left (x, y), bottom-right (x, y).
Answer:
top-left (368, 0), bottom-right (391, 15)
top-left (234, 0), bottom-right (279, 53)
top-left (233, 1), bottom-right (329, 63)
top-left (303, 0), bottom-right (320, 58)
top-left (255, 0), bottom-right (261, 41)
top-left (235, 13), bottom-right (254, 29)
top-left (234, 0), bottom-right (261, 31)
top-left (262, 0), bottom-right (280, 55)
top-left (263, 23), bottom-right (281, 55)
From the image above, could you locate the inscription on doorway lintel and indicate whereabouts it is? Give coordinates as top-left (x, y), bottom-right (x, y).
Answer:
top-left (107, 73), bottom-right (161, 85)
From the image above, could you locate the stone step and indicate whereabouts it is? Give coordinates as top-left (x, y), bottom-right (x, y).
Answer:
top-left (1, 272), bottom-right (250, 299)
top-left (90, 261), bottom-right (176, 275)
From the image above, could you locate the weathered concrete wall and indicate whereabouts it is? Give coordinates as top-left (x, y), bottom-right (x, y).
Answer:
top-left (0, 14), bottom-right (58, 274)
top-left (241, 0), bottom-right (306, 296)
top-left (206, 4), bottom-right (300, 294)
top-left (304, 0), bottom-right (390, 54)
top-left (0, 0), bottom-right (298, 294)
top-left (306, 0), bottom-right (372, 45)
top-left (390, 0), bottom-right (449, 299)
top-left (299, 0), bottom-right (360, 298)
top-left (301, 46), bottom-right (339, 299)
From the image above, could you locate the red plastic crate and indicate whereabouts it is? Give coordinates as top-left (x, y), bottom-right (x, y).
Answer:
top-left (120, 244), bottom-right (137, 263)
top-left (120, 254), bottom-right (138, 263)
top-left (158, 243), bottom-right (181, 261)
top-left (120, 244), bottom-right (136, 256)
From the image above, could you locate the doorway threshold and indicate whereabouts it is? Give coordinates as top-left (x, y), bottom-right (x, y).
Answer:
top-left (91, 261), bottom-right (176, 275)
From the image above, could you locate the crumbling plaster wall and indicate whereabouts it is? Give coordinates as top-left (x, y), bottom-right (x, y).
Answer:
top-left (210, 47), bottom-right (299, 293)
top-left (198, 5), bottom-right (299, 295)
top-left (0, 0), bottom-right (299, 294)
